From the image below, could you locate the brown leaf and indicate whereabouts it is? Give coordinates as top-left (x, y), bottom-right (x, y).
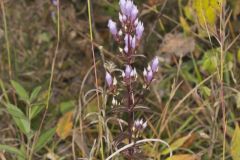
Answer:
top-left (159, 33), bottom-right (195, 57)
top-left (56, 111), bottom-right (73, 139)
top-left (166, 154), bottom-right (200, 160)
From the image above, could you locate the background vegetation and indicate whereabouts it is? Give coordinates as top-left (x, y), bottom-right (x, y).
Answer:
top-left (1, 0), bottom-right (240, 159)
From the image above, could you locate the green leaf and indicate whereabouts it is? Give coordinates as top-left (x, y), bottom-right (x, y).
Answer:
top-left (30, 105), bottom-right (44, 119)
top-left (11, 80), bottom-right (29, 101)
top-left (6, 103), bottom-right (30, 135)
top-left (34, 127), bottom-right (56, 152)
top-left (201, 50), bottom-right (218, 74)
top-left (200, 86), bottom-right (211, 97)
top-left (0, 144), bottom-right (25, 158)
top-left (231, 125), bottom-right (240, 160)
top-left (30, 86), bottom-right (42, 102)
top-left (59, 100), bottom-right (75, 114)
top-left (162, 134), bottom-right (191, 155)
top-left (17, 145), bottom-right (26, 160)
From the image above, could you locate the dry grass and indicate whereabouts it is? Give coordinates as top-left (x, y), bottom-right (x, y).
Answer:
top-left (0, 0), bottom-right (240, 160)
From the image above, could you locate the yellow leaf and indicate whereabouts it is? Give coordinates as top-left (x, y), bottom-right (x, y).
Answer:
top-left (166, 154), bottom-right (199, 160)
top-left (231, 125), bottom-right (240, 160)
top-left (161, 134), bottom-right (192, 155)
top-left (56, 111), bottom-right (73, 139)
top-left (193, 0), bottom-right (221, 27)
top-left (180, 16), bottom-right (191, 34)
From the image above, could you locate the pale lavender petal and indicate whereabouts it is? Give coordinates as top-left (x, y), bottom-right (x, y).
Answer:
top-left (124, 45), bottom-right (128, 54)
top-left (119, 13), bottom-right (123, 23)
top-left (119, 0), bottom-right (126, 14)
top-left (151, 57), bottom-right (159, 72)
top-left (122, 15), bottom-right (127, 22)
top-left (136, 21), bottom-right (144, 40)
top-left (125, 65), bottom-right (132, 78)
top-left (125, 0), bottom-right (133, 17)
top-left (105, 72), bottom-right (113, 86)
top-left (108, 19), bottom-right (118, 36)
top-left (124, 34), bottom-right (129, 46)
top-left (131, 5), bottom-right (138, 21)
top-left (134, 18), bottom-right (138, 26)
top-left (52, 0), bottom-right (58, 6)
top-left (146, 70), bottom-right (153, 82)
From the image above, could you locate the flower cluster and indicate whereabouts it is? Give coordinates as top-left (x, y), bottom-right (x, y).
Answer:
top-left (106, 0), bottom-right (159, 88)
top-left (133, 119), bottom-right (147, 133)
top-left (108, 0), bottom-right (144, 60)
top-left (105, 0), bottom-right (160, 157)
top-left (143, 56), bottom-right (159, 84)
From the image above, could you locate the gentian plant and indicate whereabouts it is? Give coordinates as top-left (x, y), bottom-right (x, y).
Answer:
top-left (106, 0), bottom-right (159, 159)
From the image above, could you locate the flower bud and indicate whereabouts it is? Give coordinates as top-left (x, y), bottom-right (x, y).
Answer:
top-left (131, 5), bottom-right (138, 21)
top-left (108, 19), bottom-right (118, 36)
top-left (120, 0), bottom-right (126, 14)
top-left (146, 69), bottom-right (153, 82)
top-left (151, 56), bottom-right (159, 72)
top-left (125, 65), bottom-right (132, 79)
top-left (125, 0), bottom-right (134, 17)
top-left (136, 21), bottom-right (144, 40)
top-left (143, 68), bottom-right (153, 84)
top-left (52, 0), bottom-right (58, 6)
top-left (105, 71), bottom-right (113, 87)
top-left (131, 36), bottom-right (136, 49)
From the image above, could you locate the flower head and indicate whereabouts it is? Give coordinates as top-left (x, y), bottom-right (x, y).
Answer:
top-left (133, 119), bottom-right (147, 132)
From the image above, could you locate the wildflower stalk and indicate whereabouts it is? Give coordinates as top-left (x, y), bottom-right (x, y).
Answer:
top-left (106, 0), bottom-right (159, 158)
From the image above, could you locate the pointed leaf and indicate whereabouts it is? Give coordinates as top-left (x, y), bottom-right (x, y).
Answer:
top-left (35, 127), bottom-right (56, 152)
top-left (30, 86), bottom-right (42, 102)
top-left (6, 103), bottom-right (30, 135)
top-left (30, 105), bottom-right (44, 119)
top-left (0, 144), bottom-right (25, 158)
top-left (11, 80), bottom-right (29, 101)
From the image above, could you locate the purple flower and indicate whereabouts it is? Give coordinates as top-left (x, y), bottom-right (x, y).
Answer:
top-left (143, 68), bottom-right (153, 83)
top-left (125, 65), bottom-right (132, 78)
top-left (151, 57), bottom-right (159, 72)
top-left (125, 0), bottom-right (134, 17)
top-left (105, 72), bottom-right (113, 87)
top-left (119, 0), bottom-right (138, 23)
top-left (133, 119), bottom-right (147, 132)
top-left (146, 69), bottom-right (153, 82)
top-left (108, 19), bottom-right (118, 36)
top-left (120, 0), bottom-right (126, 14)
top-left (124, 34), bottom-right (136, 51)
top-left (124, 34), bottom-right (130, 47)
top-left (52, 0), bottom-right (58, 6)
top-left (136, 21), bottom-right (144, 40)
top-left (131, 5), bottom-right (138, 21)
